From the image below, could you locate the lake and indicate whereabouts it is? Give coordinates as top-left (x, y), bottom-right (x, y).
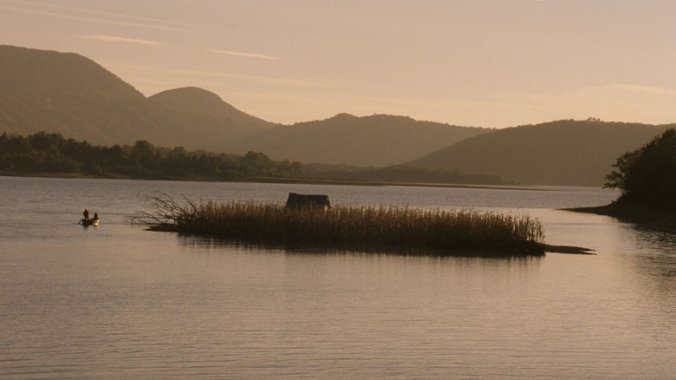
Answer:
top-left (1, 176), bottom-right (675, 379)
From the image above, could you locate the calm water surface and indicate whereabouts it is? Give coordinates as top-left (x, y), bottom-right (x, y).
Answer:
top-left (1, 176), bottom-right (675, 379)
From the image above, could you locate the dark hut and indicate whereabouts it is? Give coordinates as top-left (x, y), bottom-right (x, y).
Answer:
top-left (285, 193), bottom-right (331, 211)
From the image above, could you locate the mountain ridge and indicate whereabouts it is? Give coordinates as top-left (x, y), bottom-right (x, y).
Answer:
top-left (221, 113), bottom-right (488, 166)
top-left (147, 86), bottom-right (278, 150)
top-left (0, 44), bottom-right (488, 167)
top-left (0, 44), bottom-right (162, 144)
top-left (407, 119), bottom-right (672, 186)
top-left (2, 44), bottom-right (674, 185)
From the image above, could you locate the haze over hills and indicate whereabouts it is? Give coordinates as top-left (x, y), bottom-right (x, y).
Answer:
top-left (0, 45), bottom-right (486, 167)
top-left (407, 120), bottom-right (671, 186)
top-left (222, 113), bottom-right (487, 166)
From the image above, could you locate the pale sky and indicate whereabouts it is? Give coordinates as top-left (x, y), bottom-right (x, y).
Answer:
top-left (2, 0), bottom-right (676, 127)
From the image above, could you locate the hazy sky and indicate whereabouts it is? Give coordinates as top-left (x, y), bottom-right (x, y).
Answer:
top-left (2, 0), bottom-right (676, 127)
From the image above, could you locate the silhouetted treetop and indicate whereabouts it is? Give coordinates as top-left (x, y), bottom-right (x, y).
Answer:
top-left (605, 129), bottom-right (676, 210)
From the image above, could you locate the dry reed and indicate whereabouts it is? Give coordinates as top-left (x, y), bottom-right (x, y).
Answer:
top-left (133, 196), bottom-right (545, 255)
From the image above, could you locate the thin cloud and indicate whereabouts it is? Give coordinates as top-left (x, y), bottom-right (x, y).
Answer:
top-left (605, 83), bottom-right (676, 96)
top-left (0, 4), bottom-right (186, 32)
top-left (107, 63), bottom-right (335, 88)
top-left (81, 34), bottom-right (162, 47)
top-left (212, 49), bottom-right (282, 61)
top-left (171, 68), bottom-right (328, 88)
top-left (6, 0), bottom-right (192, 29)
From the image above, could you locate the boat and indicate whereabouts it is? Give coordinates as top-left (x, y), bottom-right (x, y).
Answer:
top-left (80, 218), bottom-right (100, 227)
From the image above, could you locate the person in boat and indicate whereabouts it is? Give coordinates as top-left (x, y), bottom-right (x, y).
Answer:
top-left (93, 212), bottom-right (99, 220)
top-left (83, 209), bottom-right (89, 220)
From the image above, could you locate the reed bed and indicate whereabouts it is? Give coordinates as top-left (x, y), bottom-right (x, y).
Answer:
top-left (134, 196), bottom-right (545, 256)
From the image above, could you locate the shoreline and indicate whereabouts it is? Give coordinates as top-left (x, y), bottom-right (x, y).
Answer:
top-left (0, 173), bottom-right (591, 192)
top-left (567, 203), bottom-right (676, 233)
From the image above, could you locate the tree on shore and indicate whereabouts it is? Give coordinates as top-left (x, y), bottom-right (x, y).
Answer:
top-left (0, 131), bottom-right (505, 185)
top-left (605, 129), bottom-right (676, 210)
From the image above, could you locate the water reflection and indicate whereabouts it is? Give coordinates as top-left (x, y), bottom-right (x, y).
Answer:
top-left (628, 224), bottom-right (676, 253)
top-left (175, 234), bottom-right (547, 260)
top-left (618, 224), bottom-right (676, 299)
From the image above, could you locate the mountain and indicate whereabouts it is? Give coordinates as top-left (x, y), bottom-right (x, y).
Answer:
top-left (407, 120), bottom-right (670, 186)
top-left (9, 44), bottom-right (669, 180)
top-left (0, 45), bottom-right (485, 166)
top-left (0, 45), bottom-right (275, 149)
top-left (223, 113), bottom-right (487, 166)
top-left (0, 44), bottom-right (166, 146)
top-left (147, 87), bottom-right (277, 150)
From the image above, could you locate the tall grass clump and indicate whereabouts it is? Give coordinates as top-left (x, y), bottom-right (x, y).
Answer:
top-left (134, 196), bottom-right (545, 255)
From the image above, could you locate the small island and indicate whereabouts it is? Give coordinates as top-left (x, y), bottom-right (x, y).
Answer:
top-left (570, 129), bottom-right (676, 231)
top-left (134, 194), bottom-right (592, 256)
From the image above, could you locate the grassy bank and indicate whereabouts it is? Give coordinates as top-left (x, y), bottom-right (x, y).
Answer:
top-left (134, 196), bottom-right (546, 256)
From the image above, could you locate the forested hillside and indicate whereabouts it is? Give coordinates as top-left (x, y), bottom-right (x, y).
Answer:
top-left (408, 120), bottom-right (670, 186)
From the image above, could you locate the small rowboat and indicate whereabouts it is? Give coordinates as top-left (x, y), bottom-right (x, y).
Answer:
top-left (80, 218), bottom-right (100, 227)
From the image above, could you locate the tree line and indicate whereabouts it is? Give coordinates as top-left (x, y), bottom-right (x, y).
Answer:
top-left (0, 131), bottom-right (508, 185)
top-left (0, 132), bottom-right (303, 180)
top-left (605, 128), bottom-right (676, 211)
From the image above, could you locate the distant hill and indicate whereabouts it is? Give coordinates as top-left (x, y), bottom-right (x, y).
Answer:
top-left (223, 113), bottom-right (487, 166)
top-left (147, 87), bottom-right (277, 150)
top-left (407, 120), bottom-right (671, 186)
top-left (5, 45), bottom-right (672, 181)
top-left (0, 45), bottom-right (275, 149)
top-left (0, 45), bottom-right (167, 146)
top-left (0, 45), bottom-right (486, 166)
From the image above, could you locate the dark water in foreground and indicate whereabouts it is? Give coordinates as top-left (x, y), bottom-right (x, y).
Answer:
top-left (1, 176), bottom-right (675, 379)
